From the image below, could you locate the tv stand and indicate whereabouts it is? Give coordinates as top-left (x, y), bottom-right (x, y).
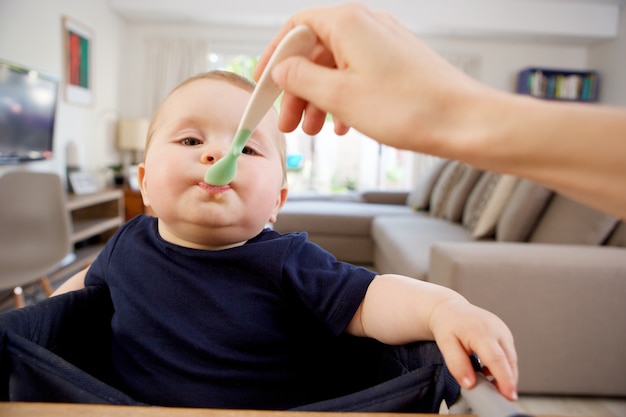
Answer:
top-left (49, 188), bottom-right (124, 283)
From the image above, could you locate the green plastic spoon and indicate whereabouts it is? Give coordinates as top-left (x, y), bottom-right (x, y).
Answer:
top-left (204, 25), bottom-right (317, 186)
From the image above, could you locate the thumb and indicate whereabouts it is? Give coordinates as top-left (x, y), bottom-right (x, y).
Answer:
top-left (271, 56), bottom-right (347, 117)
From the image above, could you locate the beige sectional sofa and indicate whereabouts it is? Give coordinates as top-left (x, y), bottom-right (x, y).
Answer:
top-left (273, 159), bottom-right (626, 398)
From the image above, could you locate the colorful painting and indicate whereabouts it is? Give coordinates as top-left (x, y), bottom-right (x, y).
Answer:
top-left (63, 17), bottom-right (93, 105)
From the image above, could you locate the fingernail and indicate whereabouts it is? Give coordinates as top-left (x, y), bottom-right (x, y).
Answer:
top-left (511, 390), bottom-right (518, 401)
top-left (461, 376), bottom-right (473, 389)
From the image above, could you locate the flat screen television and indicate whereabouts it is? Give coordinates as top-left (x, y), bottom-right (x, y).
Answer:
top-left (0, 59), bottom-right (58, 164)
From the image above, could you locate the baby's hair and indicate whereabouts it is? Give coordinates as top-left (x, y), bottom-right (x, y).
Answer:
top-left (145, 70), bottom-right (287, 184)
top-left (177, 70), bottom-right (256, 94)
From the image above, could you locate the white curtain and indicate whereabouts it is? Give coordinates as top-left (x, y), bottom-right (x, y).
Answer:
top-left (143, 38), bottom-right (209, 117)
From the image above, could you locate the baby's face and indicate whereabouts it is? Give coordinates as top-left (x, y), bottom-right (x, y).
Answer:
top-left (138, 78), bottom-right (287, 249)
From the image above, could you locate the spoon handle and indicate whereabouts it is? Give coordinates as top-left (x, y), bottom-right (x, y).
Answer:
top-left (203, 26), bottom-right (316, 187)
top-left (238, 25), bottom-right (316, 132)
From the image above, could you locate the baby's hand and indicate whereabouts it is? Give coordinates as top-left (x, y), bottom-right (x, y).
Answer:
top-left (429, 299), bottom-right (518, 401)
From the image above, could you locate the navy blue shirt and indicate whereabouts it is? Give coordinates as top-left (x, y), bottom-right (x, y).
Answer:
top-left (86, 215), bottom-right (376, 409)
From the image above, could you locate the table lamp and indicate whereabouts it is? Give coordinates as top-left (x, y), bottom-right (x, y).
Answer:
top-left (117, 118), bottom-right (149, 165)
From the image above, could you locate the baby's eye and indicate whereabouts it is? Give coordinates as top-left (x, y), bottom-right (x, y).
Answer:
top-left (180, 138), bottom-right (202, 146)
top-left (241, 146), bottom-right (257, 155)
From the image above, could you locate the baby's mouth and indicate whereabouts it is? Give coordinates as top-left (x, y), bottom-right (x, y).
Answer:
top-left (198, 182), bottom-right (231, 200)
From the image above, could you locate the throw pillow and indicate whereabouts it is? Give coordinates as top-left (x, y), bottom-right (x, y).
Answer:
top-left (464, 173), bottom-right (519, 239)
top-left (528, 194), bottom-right (619, 244)
top-left (442, 166), bottom-right (483, 222)
top-left (429, 161), bottom-right (464, 218)
top-left (406, 158), bottom-right (449, 211)
top-left (463, 172), bottom-right (501, 229)
top-left (496, 179), bottom-right (553, 242)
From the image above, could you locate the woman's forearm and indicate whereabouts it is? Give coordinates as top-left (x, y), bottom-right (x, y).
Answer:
top-left (450, 91), bottom-right (626, 219)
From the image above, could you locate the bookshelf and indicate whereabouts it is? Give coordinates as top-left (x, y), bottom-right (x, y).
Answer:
top-left (57, 188), bottom-right (124, 278)
top-left (517, 67), bottom-right (599, 102)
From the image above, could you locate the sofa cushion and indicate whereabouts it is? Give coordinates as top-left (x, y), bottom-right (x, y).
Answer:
top-left (274, 201), bottom-right (414, 237)
top-left (528, 195), bottom-right (619, 245)
top-left (361, 191), bottom-right (410, 205)
top-left (372, 214), bottom-right (472, 280)
top-left (429, 162), bottom-right (482, 222)
top-left (496, 180), bottom-right (553, 242)
top-left (443, 166), bottom-right (483, 223)
top-left (463, 173), bottom-right (519, 239)
top-left (406, 158), bottom-right (449, 211)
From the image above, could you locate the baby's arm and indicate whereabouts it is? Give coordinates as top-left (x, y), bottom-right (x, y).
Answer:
top-left (346, 274), bottom-right (518, 401)
top-left (51, 266), bottom-right (88, 296)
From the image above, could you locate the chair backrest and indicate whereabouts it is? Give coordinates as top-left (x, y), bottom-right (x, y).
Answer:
top-left (0, 171), bottom-right (72, 291)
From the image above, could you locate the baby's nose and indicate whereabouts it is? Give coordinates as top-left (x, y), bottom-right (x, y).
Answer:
top-left (200, 147), bottom-right (227, 164)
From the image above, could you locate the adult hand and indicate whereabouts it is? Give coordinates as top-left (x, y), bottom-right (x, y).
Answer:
top-left (255, 3), bottom-right (493, 155)
top-left (257, 3), bottom-right (626, 220)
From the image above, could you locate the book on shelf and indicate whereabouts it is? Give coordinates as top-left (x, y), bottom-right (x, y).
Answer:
top-left (520, 68), bottom-right (597, 102)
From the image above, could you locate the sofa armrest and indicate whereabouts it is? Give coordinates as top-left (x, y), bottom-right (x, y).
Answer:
top-left (360, 190), bottom-right (409, 205)
top-left (429, 242), bottom-right (626, 397)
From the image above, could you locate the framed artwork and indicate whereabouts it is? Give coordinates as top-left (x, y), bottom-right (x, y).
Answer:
top-left (62, 16), bottom-right (93, 106)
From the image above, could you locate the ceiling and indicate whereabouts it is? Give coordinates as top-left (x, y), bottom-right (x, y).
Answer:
top-left (108, 0), bottom-right (624, 43)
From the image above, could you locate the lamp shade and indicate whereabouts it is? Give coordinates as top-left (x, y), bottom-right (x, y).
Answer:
top-left (117, 118), bottom-right (149, 151)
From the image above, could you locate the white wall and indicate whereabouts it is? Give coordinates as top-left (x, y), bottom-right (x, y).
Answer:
top-left (0, 0), bottom-right (126, 184)
top-left (589, 5), bottom-right (626, 105)
top-left (120, 22), bottom-right (590, 111)
top-left (423, 37), bottom-right (589, 91)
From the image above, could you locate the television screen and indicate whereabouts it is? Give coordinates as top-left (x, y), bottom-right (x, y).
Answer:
top-left (0, 60), bottom-right (58, 164)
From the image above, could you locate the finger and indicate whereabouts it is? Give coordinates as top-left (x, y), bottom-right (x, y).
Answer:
top-left (301, 104), bottom-right (327, 136)
top-left (499, 336), bottom-right (519, 384)
top-left (277, 94), bottom-right (328, 136)
top-left (272, 56), bottom-right (352, 126)
top-left (333, 118), bottom-right (351, 136)
top-left (278, 93), bottom-right (307, 133)
top-left (474, 341), bottom-right (518, 401)
top-left (437, 338), bottom-right (477, 390)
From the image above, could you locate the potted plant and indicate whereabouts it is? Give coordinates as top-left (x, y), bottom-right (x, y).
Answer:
top-left (108, 163), bottom-right (124, 186)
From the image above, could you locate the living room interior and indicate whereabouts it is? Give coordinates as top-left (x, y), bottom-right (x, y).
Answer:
top-left (0, 0), bottom-right (625, 415)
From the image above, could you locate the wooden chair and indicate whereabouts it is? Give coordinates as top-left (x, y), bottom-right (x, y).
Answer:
top-left (0, 171), bottom-right (72, 308)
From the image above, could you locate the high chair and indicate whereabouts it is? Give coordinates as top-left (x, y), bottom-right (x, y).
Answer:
top-left (0, 285), bottom-right (527, 416)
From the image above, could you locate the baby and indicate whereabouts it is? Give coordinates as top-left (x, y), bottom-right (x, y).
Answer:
top-left (55, 70), bottom-right (517, 409)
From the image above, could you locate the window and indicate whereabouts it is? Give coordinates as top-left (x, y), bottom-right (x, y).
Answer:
top-left (209, 53), bottom-right (414, 194)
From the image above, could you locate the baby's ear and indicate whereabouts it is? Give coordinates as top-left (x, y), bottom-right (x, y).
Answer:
top-left (137, 163), bottom-right (151, 207)
top-left (268, 187), bottom-right (288, 223)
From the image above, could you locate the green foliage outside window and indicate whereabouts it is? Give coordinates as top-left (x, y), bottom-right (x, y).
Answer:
top-left (225, 55), bottom-right (259, 81)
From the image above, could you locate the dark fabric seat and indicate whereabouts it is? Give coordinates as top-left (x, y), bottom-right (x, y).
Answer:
top-left (0, 286), bottom-right (458, 412)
